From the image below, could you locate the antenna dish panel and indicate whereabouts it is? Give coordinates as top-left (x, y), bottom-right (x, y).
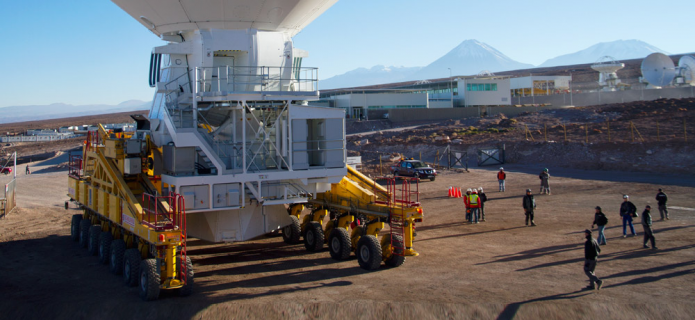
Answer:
top-left (641, 53), bottom-right (676, 87)
top-left (678, 55), bottom-right (695, 85)
top-left (111, 0), bottom-right (338, 37)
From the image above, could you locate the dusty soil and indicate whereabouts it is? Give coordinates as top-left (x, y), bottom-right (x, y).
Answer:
top-left (350, 98), bottom-right (695, 175)
top-left (1, 155), bottom-right (694, 319)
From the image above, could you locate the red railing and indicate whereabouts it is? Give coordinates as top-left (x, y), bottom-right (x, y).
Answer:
top-left (85, 131), bottom-right (100, 152)
top-left (68, 153), bottom-right (83, 178)
top-left (375, 177), bottom-right (420, 208)
top-left (141, 192), bottom-right (186, 232)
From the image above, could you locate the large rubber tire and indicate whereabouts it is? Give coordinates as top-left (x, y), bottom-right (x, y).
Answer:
top-left (383, 236), bottom-right (406, 268)
top-left (88, 225), bottom-right (101, 256)
top-left (139, 259), bottom-right (161, 301)
top-left (303, 221), bottom-right (325, 252)
top-left (357, 235), bottom-right (382, 271)
top-left (109, 239), bottom-right (126, 275)
top-left (70, 215), bottom-right (82, 241)
top-left (281, 215), bottom-right (302, 244)
top-left (123, 248), bottom-right (141, 287)
top-left (328, 228), bottom-right (352, 260)
top-left (79, 219), bottom-right (91, 248)
top-left (178, 256), bottom-right (194, 297)
top-left (430, 177), bottom-right (436, 182)
top-left (98, 232), bottom-right (113, 265)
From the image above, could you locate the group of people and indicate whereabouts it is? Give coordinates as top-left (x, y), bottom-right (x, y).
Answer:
top-left (583, 189), bottom-right (669, 290)
top-left (462, 187), bottom-right (487, 224)
top-left (495, 166), bottom-right (671, 291)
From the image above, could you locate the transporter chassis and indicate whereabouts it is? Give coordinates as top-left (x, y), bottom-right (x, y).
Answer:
top-left (67, 127), bottom-right (193, 301)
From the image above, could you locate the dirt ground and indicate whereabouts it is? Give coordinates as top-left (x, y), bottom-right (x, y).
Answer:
top-left (1, 155), bottom-right (694, 320)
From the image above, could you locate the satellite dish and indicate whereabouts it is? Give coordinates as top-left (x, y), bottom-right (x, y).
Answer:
top-left (678, 55), bottom-right (695, 85)
top-left (641, 53), bottom-right (676, 87)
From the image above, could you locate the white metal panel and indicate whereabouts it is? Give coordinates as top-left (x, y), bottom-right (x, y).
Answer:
top-left (291, 119), bottom-right (309, 169)
top-left (111, 0), bottom-right (338, 37)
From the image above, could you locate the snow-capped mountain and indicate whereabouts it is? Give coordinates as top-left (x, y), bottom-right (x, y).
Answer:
top-left (412, 40), bottom-right (534, 80)
top-left (320, 65), bottom-right (421, 89)
top-left (539, 39), bottom-right (669, 67)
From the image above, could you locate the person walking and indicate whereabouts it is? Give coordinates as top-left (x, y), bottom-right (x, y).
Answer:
top-left (583, 229), bottom-right (604, 290)
top-left (522, 189), bottom-right (536, 226)
top-left (497, 167), bottom-right (506, 192)
top-left (25, 165), bottom-right (30, 175)
top-left (478, 187), bottom-right (487, 222)
top-left (591, 206), bottom-right (608, 245)
top-left (619, 195), bottom-right (637, 238)
top-left (641, 205), bottom-right (658, 250)
top-left (539, 168), bottom-right (550, 194)
top-left (655, 189), bottom-right (669, 221)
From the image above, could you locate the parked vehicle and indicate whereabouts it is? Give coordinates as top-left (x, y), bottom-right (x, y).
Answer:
top-left (1, 166), bottom-right (12, 175)
top-left (391, 159), bottom-right (437, 181)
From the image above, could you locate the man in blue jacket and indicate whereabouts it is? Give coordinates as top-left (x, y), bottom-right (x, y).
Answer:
top-left (619, 195), bottom-right (637, 238)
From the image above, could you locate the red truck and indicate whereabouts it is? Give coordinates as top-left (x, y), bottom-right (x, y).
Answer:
top-left (0, 166), bottom-right (12, 175)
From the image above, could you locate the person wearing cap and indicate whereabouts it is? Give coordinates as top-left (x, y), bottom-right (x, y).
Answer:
top-left (497, 167), bottom-right (506, 192)
top-left (591, 206), bottom-right (608, 245)
top-left (655, 188), bottom-right (669, 220)
top-left (522, 189), bottom-right (536, 226)
top-left (539, 168), bottom-right (550, 195)
top-left (478, 187), bottom-right (488, 222)
top-left (464, 188), bottom-right (472, 222)
top-left (619, 195), bottom-right (637, 238)
top-left (583, 229), bottom-right (604, 290)
top-left (641, 205), bottom-right (658, 249)
top-left (469, 189), bottom-right (481, 224)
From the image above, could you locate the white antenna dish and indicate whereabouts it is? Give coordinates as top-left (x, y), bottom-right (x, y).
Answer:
top-left (677, 55), bottom-right (695, 85)
top-left (641, 53), bottom-right (676, 88)
top-left (591, 56), bottom-right (624, 91)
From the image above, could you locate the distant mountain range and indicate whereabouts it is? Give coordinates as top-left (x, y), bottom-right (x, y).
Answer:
top-left (538, 39), bottom-right (669, 67)
top-left (0, 100), bottom-right (151, 124)
top-left (320, 65), bottom-right (421, 90)
top-left (2, 39), bottom-right (675, 123)
top-left (321, 39), bottom-right (670, 89)
top-left (412, 40), bottom-right (534, 80)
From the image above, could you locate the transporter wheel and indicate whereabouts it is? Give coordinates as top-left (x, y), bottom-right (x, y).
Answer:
top-left (123, 248), bottom-right (141, 287)
top-left (356, 235), bottom-right (382, 271)
top-left (109, 239), bottom-right (126, 275)
top-left (382, 236), bottom-right (406, 268)
top-left (98, 232), bottom-right (113, 265)
top-left (139, 259), bottom-right (161, 301)
top-left (70, 215), bottom-right (82, 241)
top-left (79, 220), bottom-right (91, 248)
top-left (281, 215), bottom-right (302, 244)
top-left (328, 228), bottom-right (352, 260)
top-left (178, 256), bottom-right (195, 297)
top-left (88, 225), bottom-right (101, 256)
top-left (430, 177), bottom-right (436, 182)
top-left (303, 222), bottom-right (325, 252)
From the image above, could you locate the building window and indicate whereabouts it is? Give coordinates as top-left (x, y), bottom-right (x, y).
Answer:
top-left (467, 83), bottom-right (498, 92)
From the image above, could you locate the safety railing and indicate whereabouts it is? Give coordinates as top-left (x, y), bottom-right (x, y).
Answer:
top-left (195, 66), bottom-right (318, 93)
top-left (141, 192), bottom-right (186, 232)
top-left (68, 153), bottom-right (83, 179)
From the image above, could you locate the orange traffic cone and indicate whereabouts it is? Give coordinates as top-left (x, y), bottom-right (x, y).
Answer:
top-left (456, 188), bottom-right (462, 198)
top-left (448, 187), bottom-right (453, 198)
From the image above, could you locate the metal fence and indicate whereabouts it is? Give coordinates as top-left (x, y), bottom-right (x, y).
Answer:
top-left (1, 178), bottom-right (17, 218)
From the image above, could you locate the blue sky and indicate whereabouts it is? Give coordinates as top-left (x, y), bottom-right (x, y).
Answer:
top-left (1, 0), bottom-right (693, 108)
